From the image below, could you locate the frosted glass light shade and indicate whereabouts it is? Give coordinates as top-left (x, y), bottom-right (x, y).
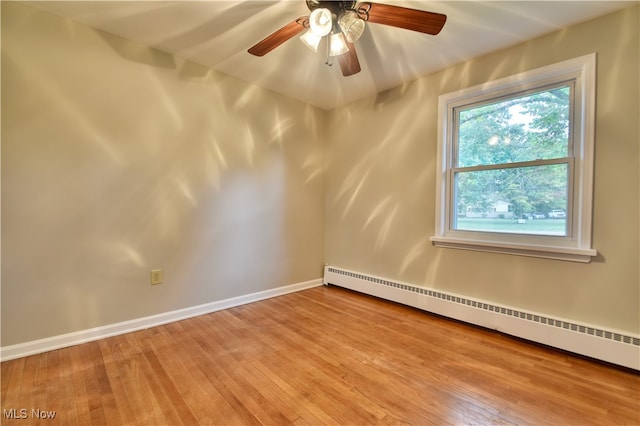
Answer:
top-left (300, 30), bottom-right (322, 52)
top-left (329, 32), bottom-right (349, 56)
top-left (338, 11), bottom-right (365, 42)
top-left (309, 8), bottom-right (332, 36)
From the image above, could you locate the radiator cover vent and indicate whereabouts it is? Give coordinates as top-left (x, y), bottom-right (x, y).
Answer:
top-left (326, 267), bottom-right (640, 347)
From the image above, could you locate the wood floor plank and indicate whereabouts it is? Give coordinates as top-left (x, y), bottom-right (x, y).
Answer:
top-left (67, 345), bottom-right (93, 425)
top-left (1, 285), bottom-right (638, 425)
top-left (45, 350), bottom-right (69, 424)
top-left (185, 315), bottom-right (267, 425)
top-left (248, 359), bottom-right (331, 425)
top-left (1, 357), bottom-right (24, 413)
top-left (139, 321), bottom-right (236, 425)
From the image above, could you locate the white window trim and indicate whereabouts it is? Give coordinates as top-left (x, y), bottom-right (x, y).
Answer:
top-left (431, 54), bottom-right (597, 263)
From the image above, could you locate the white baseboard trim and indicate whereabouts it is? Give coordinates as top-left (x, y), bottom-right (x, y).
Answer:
top-left (324, 266), bottom-right (640, 371)
top-left (1, 278), bottom-right (323, 362)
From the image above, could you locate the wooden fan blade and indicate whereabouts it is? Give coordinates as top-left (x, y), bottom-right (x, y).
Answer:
top-left (337, 42), bottom-right (361, 76)
top-left (359, 2), bottom-right (446, 35)
top-left (248, 17), bottom-right (308, 56)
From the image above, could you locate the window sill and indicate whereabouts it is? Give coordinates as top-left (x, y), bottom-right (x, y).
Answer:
top-left (429, 236), bottom-right (597, 263)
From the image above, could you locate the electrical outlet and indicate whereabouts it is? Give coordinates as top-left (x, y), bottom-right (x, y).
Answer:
top-left (150, 269), bottom-right (163, 285)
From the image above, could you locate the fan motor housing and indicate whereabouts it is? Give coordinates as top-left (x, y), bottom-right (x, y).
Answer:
top-left (306, 1), bottom-right (357, 14)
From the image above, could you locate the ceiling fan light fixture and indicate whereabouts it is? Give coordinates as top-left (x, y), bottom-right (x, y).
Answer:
top-left (329, 31), bottom-right (349, 56)
top-left (309, 8), bottom-right (332, 36)
top-left (338, 11), bottom-right (365, 42)
top-left (300, 30), bottom-right (322, 52)
top-left (248, 1), bottom-right (447, 78)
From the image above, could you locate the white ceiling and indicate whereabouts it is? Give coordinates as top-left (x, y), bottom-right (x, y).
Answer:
top-left (29, 0), bottom-right (632, 110)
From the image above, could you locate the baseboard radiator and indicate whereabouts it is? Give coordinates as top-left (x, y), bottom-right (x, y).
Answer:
top-left (324, 266), bottom-right (640, 371)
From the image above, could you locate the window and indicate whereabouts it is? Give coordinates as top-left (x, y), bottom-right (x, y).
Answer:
top-left (431, 54), bottom-right (597, 262)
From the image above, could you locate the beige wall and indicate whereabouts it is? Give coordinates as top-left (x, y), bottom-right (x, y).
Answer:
top-left (1, 3), bottom-right (326, 346)
top-left (326, 5), bottom-right (639, 333)
top-left (2, 3), bottom-right (638, 348)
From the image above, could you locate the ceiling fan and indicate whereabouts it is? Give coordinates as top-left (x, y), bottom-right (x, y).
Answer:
top-left (248, 0), bottom-right (447, 77)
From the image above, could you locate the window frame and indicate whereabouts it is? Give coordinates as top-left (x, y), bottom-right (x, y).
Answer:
top-left (431, 54), bottom-right (597, 263)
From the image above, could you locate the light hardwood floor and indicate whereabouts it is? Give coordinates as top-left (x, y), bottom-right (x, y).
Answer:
top-left (2, 285), bottom-right (639, 425)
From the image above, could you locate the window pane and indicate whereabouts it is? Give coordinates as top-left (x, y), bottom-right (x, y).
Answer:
top-left (457, 86), bottom-right (571, 168)
top-left (453, 164), bottom-right (568, 236)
